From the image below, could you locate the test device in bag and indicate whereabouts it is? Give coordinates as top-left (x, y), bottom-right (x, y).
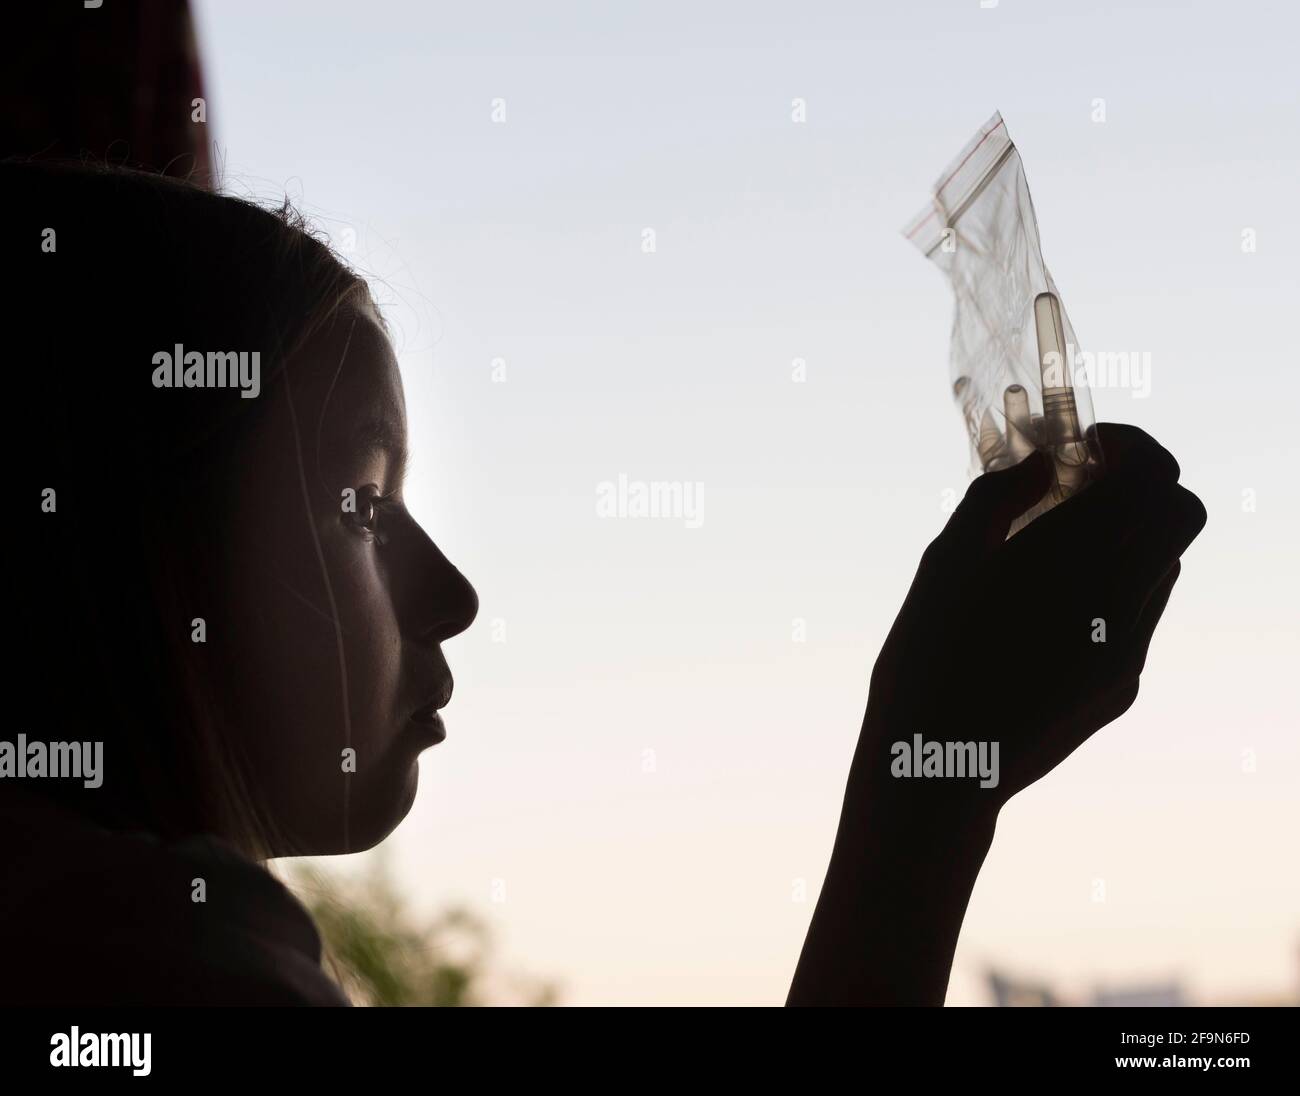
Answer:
top-left (903, 113), bottom-right (1101, 532)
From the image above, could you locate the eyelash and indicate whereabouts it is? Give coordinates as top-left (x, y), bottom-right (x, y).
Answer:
top-left (344, 484), bottom-right (397, 544)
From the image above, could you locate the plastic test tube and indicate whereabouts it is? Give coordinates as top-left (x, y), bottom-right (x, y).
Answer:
top-left (1034, 291), bottom-right (1089, 497)
top-left (1003, 383), bottom-right (1034, 462)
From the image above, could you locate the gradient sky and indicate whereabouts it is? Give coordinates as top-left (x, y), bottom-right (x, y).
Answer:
top-left (195, 0), bottom-right (1298, 1004)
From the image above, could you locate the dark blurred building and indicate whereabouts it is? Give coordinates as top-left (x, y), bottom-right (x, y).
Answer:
top-left (989, 968), bottom-right (1189, 1007)
top-left (988, 970), bottom-right (1060, 1007)
top-left (1091, 984), bottom-right (1187, 1007)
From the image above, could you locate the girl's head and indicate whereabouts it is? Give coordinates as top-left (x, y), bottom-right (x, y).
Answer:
top-left (9, 161), bottom-right (477, 857)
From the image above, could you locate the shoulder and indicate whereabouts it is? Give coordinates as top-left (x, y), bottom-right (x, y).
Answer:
top-left (0, 787), bottom-right (349, 1006)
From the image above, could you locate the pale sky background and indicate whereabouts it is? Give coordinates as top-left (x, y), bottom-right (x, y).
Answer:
top-left (195, 0), bottom-right (1298, 1005)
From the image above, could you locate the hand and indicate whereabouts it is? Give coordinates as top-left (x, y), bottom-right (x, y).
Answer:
top-left (788, 425), bottom-right (1205, 1005)
top-left (858, 424), bottom-right (1207, 816)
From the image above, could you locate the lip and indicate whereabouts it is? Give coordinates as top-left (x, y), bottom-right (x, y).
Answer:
top-left (407, 708), bottom-right (447, 745)
top-left (407, 680), bottom-right (453, 744)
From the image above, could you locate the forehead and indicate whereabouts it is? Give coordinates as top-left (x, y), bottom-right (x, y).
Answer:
top-left (303, 300), bottom-right (406, 443)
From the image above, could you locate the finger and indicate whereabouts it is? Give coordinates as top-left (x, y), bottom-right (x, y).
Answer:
top-left (1109, 485), bottom-right (1206, 629)
top-left (943, 449), bottom-right (1052, 559)
top-left (1128, 561), bottom-right (1180, 677)
top-left (1079, 425), bottom-right (1181, 533)
top-left (1014, 426), bottom-right (1183, 551)
top-left (1026, 674), bottom-right (1142, 783)
top-left (1087, 423), bottom-right (1180, 484)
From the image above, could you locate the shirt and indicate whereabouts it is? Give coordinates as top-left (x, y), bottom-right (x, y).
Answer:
top-left (0, 785), bottom-right (349, 1006)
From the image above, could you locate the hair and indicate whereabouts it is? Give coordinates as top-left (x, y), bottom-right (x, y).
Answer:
top-left (6, 159), bottom-right (372, 858)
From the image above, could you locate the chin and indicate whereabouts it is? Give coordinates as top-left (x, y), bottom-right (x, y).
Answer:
top-left (277, 759), bottom-right (420, 857)
top-left (346, 759), bottom-right (421, 853)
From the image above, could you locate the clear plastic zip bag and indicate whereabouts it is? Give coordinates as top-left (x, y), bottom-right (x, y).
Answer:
top-left (903, 113), bottom-right (1101, 533)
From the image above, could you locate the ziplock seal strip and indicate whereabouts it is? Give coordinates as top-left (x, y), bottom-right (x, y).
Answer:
top-left (903, 113), bottom-right (1013, 256)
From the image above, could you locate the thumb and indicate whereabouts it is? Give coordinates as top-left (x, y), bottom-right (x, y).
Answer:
top-left (946, 449), bottom-right (1052, 556)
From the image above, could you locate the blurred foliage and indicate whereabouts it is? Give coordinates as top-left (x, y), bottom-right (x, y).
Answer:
top-left (288, 858), bottom-right (558, 1007)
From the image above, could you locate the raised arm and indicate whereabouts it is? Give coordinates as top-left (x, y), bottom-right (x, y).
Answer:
top-left (788, 426), bottom-right (1207, 1005)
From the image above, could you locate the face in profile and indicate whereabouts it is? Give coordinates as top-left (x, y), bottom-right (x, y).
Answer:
top-left (219, 299), bottom-right (477, 856)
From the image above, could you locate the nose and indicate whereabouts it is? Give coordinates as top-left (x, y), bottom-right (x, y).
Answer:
top-left (391, 513), bottom-right (478, 646)
top-left (416, 556), bottom-right (478, 646)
